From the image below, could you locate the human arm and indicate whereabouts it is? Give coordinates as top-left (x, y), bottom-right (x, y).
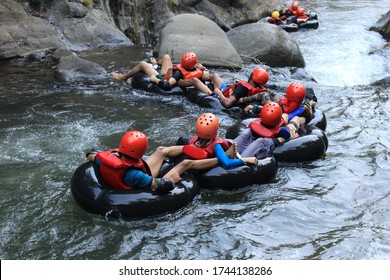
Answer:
top-left (214, 143), bottom-right (244, 169)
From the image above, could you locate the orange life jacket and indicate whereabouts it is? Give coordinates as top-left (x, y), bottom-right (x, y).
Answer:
top-left (183, 136), bottom-right (230, 159)
top-left (278, 97), bottom-right (301, 114)
top-left (173, 64), bottom-right (203, 80)
top-left (223, 81), bottom-right (267, 98)
top-left (96, 149), bottom-right (150, 190)
top-left (249, 118), bottom-right (286, 138)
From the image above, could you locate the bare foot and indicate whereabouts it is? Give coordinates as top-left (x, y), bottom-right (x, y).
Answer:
top-left (225, 142), bottom-right (238, 158)
top-left (112, 72), bottom-right (126, 81)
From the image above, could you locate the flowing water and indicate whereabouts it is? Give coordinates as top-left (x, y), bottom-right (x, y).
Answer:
top-left (1, 0), bottom-right (390, 260)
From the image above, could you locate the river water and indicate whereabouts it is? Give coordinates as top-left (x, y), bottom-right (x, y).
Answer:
top-left (1, 0), bottom-right (389, 260)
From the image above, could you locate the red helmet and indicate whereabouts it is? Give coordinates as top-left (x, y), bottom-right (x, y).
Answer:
top-left (181, 52), bottom-right (198, 70)
top-left (119, 130), bottom-right (148, 159)
top-left (286, 82), bottom-right (306, 103)
top-left (291, 1), bottom-right (299, 11)
top-left (261, 102), bottom-right (282, 127)
top-left (196, 113), bottom-right (219, 140)
top-left (252, 67), bottom-right (269, 86)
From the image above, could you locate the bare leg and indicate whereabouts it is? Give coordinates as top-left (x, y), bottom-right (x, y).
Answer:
top-left (178, 78), bottom-right (213, 95)
top-left (112, 61), bottom-right (159, 81)
top-left (145, 146), bottom-right (183, 177)
top-left (202, 72), bottom-right (223, 92)
top-left (163, 158), bottom-right (219, 179)
top-left (158, 54), bottom-right (173, 76)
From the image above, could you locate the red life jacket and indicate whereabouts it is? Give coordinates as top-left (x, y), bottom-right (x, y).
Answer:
top-left (173, 64), bottom-right (203, 80)
top-left (249, 118), bottom-right (286, 138)
top-left (96, 149), bottom-right (150, 190)
top-left (223, 81), bottom-right (267, 98)
top-left (183, 136), bottom-right (230, 159)
top-left (268, 18), bottom-right (284, 25)
top-left (278, 97), bottom-right (300, 114)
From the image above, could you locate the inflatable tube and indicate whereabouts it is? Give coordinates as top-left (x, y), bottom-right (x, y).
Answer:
top-left (173, 137), bottom-right (278, 189)
top-left (243, 108), bottom-right (326, 131)
top-left (186, 88), bottom-right (243, 118)
top-left (271, 125), bottom-right (327, 162)
top-left (298, 19), bottom-right (319, 29)
top-left (131, 72), bottom-right (242, 117)
top-left (130, 72), bottom-right (188, 95)
top-left (309, 12), bottom-right (318, 20)
top-left (225, 119), bottom-right (328, 163)
top-left (194, 156), bottom-right (278, 189)
top-left (307, 109), bottom-right (327, 131)
top-left (278, 24), bottom-right (299, 32)
top-left (70, 161), bottom-right (199, 219)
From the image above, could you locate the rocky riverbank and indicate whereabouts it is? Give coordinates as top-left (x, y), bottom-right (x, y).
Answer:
top-left (1, 0), bottom-right (389, 83)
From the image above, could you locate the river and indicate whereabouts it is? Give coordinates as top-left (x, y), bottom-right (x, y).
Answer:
top-left (1, 0), bottom-right (389, 260)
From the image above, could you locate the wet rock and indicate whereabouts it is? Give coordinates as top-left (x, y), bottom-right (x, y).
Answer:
top-left (0, 0), bottom-right (65, 59)
top-left (0, 0), bottom-right (132, 60)
top-left (55, 52), bottom-right (107, 82)
top-left (158, 14), bottom-right (243, 68)
top-left (371, 76), bottom-right (390, 86)
top-left (370, 9), bottom-right (390, 41)
top-left (227, 22), bottom-right (305, 68)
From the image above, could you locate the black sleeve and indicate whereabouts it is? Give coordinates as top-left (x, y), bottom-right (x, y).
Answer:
top-left (231, 85), bottom-right (249, 100)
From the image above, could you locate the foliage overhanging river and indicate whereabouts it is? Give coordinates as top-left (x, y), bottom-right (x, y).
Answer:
top-left (1, 0), bottom-right (389, 259)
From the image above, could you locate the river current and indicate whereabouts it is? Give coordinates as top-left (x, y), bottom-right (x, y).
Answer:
top-left (1, 0), bottom-right (390, 260)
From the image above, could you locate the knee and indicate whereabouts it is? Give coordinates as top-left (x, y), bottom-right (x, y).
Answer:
top-left (177, 159), bottom-right (193, 170)
top-left (187, 78), bottom-right (200, 85)
top-left (154, 146), bottom-right (169, 157)
top-left (161, 54), bottom-right (170, 60)
top-left (139, 61), bottom-right (149, 68)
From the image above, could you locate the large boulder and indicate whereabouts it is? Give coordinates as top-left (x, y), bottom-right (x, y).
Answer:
top-left (370, 9), bottom-right (390, 41)
top-left (227, 22), bottom-right (305, 68)
top-left (0, 0), bottom-right (64, 59)
top-left (46, 1), bottom-right (132, 50)
top-left (158, 14), bottom-right (243, 68)
top-left (107, 0), bottom-right (284, 45)
top-left (54, 49), bottom-right (107, 82)
top-left (0, 0), bottom-right (132, 60)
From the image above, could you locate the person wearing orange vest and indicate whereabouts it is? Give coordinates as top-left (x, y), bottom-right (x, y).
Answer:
top-left (180, 113), bottom-right (258, 168)
top-left (151, 52), bottom-right (227, 96)
top-left (86, 130), bottom-right (223, 193)
top-left (268, 10), bottom-right (298, 27)
top-left (214, 67), bottom-right (271, 109)
top-left (234, 102), bottom-right (299, 159)
top-left (276, 82), bottom-right (315, 123)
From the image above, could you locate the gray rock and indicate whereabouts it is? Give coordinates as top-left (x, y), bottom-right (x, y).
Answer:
top-left (227, 22), bottom-right (305, 68)
top-left (370, 9), bottom-right (390, 41)
top-left (55, 53), bottom-right (107, 81)
top-left (158, 13), bottom-right (243, 68)
top-left (0, 1), bottom-right (65, 59)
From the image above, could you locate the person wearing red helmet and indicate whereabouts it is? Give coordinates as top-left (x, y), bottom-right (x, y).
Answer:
top-left (151, 52), bottom-right (226, 96)
top-left (234, 102), bottom-right (295, 159)
top-left (86, 130), bottom-right (225, 193)
top-left (279, 1), bottom-right (311, 23)
top-left (180, 113), bottom-right (258, 168)
top-left (214, 67), bottom-right (272, 109)
top-left (112, 54), bottom-right (174, 82)
top-left (275, 82), bottom-right (316, 124)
